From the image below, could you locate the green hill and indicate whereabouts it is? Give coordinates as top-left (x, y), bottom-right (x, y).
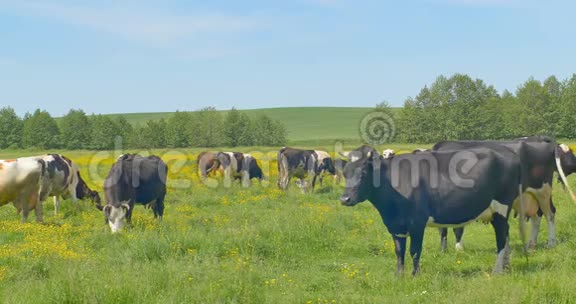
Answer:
top-left (103, 107), bottom-right (397, 142)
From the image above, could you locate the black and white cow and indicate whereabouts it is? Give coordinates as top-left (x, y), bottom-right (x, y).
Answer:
top-left (103, 154), bottom-right (167, 233)
top-left (340, 145), bottom-right (526, 275)
top-left (277, 147), bottom-right (336, 192)
top-left (217, 152), bottom-right (264, 187)
top-left (432, 136), bottom-right (575, 251)
top-left (41, 154), bottom-right (101, 214)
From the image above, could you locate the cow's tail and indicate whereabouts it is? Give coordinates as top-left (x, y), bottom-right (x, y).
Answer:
top-left (277, 148), bottom-right (288, 190)
top-left (37, 159), bottom-right (50, 202)
top-left (555, 146), bottom-right (576, 204)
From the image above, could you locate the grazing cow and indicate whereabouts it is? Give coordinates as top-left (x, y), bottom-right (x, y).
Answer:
top-left (0, 157), bottom-right (49, 222)
top-left (41, 154), bottom-right (101, 214)
top-left (103, 154), bottom-right (167, 233)
top-left (217, 152), bottom-right (264, 187)
top-left (433, 136), bottom-right (574, 251)
top-left (197, 152), bottom-right (220, 180)
top-left (340, 145), bottom-right (526, 275)
top-left (382, 149), bottom-right (396, 159)
top-left (313, 150), bottom-right (338, 187)
top-left (277, 147), bottom-right (336, 192)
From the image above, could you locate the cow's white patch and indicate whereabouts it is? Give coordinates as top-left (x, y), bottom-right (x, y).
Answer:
top-left (426, 200), bottom-right (508, 228)
top-left (382, 149), bottom-right (395, 159)
top-left (223, 152), bottom-right (238, 173)
top-left (477, 200), bottom-right (509, 222)
top-left (528, 216), bottom-right (541, 249)
top-left (493, 237), bottom-right (511, 273)
top-left (560, 143), bottom-right (571, 153)
top-left (455, 242), bottom-right (464, 251)
top-left (517, 183), bottom-right (556, 248)
top-left (314, 150), bottom-right (330, 163)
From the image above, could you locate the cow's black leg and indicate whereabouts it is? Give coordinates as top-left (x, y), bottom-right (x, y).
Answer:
top-left (491, 214), bottom-right (510, 274)
top-left (154, 196), bottom-right (165, 223)
top-left (125, 206), bottom-right (134, 225)
top-left (454, 227), bottom-right (464, 251)
top-left (410, 229), bottom-right (425, 276)
top-left (310, 173), bottom-right (317, 192)
top-left (439, 228), bottom-right (448, 252)
top-left (392, 235), bottom-right (407, 275)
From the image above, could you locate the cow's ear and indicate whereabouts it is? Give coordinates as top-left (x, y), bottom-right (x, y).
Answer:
top-left (121, 203), bottom-right (130, 213)
top-left (339, 151), bottom-right (351, 159)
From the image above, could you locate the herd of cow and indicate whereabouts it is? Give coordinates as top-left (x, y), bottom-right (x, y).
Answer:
top-left (0, 153), bottom-right (167, 233)
top-left (2, 135), bottom-right (576, 275)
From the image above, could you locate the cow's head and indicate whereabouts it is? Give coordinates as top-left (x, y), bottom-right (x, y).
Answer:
top-left (249, 158), bottom-right (264, 180)
top-left (340, 146), bottom-right (379, 206)
top-left (558, 144), bottom-right (576, 177)
top-left (103, 202), bottom-right (130, 233)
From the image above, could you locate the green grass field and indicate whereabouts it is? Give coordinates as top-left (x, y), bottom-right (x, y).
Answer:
top-left (2, 145), bottom-right (576, 303)
top-left (102, 107), bottom-right (396, 142)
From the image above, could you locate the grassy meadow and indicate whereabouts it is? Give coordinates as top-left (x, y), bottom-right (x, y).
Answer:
top-left (2, 144), bottom-right (576, 303)
top-left (100, 107), bottom-right (389, 143)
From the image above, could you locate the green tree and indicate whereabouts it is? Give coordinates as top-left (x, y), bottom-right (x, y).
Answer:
top-left (166, 111), bottom-right (191, 148)
top-left (543, 76), bottom-right (563, 135)
top-left (89, 115), bottom-right (120, 150)
top-left (140, 118), bottom-right (168, 148)
top-left (0, 107), bottom-right (23, 149)
top-left (252, 114), bottom-right (287, 146)
top-left (114, 115), bottom-right (134, 148)
top-left (22, 109), bottom-right (60, 149)
top-left (223, 108), bottom-right (253, 147)
top-left (559, 74), bottom-right (576, 138)
top-left (59, 109), bottom-right (91, 149)
top-left (497, 90), bottom-right (523, 139)
top-left (515, 78), bottom-right (549, 136)
top-left (187, 107), bottom-right (223, 147)
top-left (396, 74), bottom-right (499, 143)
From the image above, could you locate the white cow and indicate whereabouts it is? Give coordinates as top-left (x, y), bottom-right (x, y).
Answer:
top-left (0, 157), bottom-right (49, 222)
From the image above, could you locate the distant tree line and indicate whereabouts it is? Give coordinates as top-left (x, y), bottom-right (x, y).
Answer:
top-left (394, 73), bottom-right (576, 143)
top-left (0, 107), bottom-right (287, 150)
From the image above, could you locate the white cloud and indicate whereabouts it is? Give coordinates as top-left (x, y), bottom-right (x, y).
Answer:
top-left (0, 1), bottom-right (261, 42)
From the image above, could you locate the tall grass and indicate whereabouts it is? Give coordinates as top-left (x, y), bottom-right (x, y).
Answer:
top-left (1, 146), bottom-right (576, 303)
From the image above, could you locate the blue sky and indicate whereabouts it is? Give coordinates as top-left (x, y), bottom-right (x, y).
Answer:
top-left (1, 0), bottom-right (575, 116)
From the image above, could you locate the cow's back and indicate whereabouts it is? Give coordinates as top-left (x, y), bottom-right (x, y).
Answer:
top-left (127, 155), bottom-right (167, 204)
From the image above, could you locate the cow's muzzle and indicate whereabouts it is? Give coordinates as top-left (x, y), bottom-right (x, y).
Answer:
top-left (340, 196), bottom-right (354, 206)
